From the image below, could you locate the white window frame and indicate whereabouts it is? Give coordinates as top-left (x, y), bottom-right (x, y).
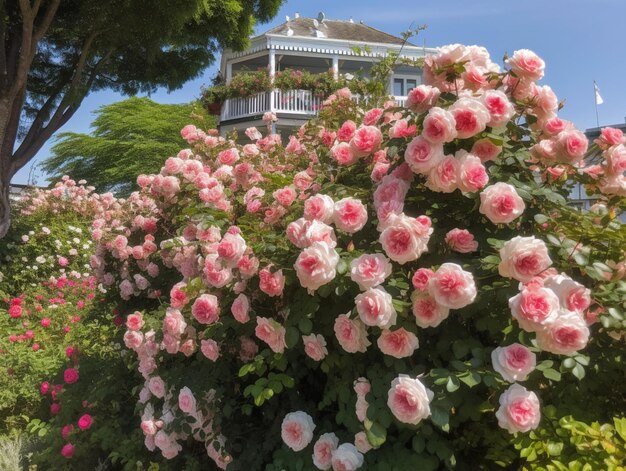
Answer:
top-left (391, 73), bottom-right (422, 97)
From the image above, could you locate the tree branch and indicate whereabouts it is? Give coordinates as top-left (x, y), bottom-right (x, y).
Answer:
top-left (9, 49), bottom-right (112, 176)
top-left (32, 0), bottom-right (60, 44)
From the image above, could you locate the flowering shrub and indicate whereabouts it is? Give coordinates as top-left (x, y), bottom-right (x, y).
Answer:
top-left (86, 44), bottom-right (626, 470)
top-left (0, 177), bottom-right (119, 293)
top-left (0, 274), bottom-right (98, 433)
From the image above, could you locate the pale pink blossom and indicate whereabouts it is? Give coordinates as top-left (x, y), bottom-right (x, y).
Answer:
top-left (333, 198), bottom-right (368, 234)
top-left (281, 411), bottom-right (315, 452)
top-left (294, 242), bottom-right (340, 292)
top-left (491, 344), bottom-right (536, 382)
top-left (496, 384), bottom-right (541, 433)
top-left (355, 287), bottom-right (396, 328)
top-left (231, 293), bottom-right (250, 323)
top-left (255, 317), bottom-right (286, 353)
top-left (302, 334), bottom-right (328, 361)
top-left (445, 228), bottom-right (479, 253)
top-left (349, 253), bottom-right (392, 290)
top-left (334, 314), bottom-right (370, 353)
top-left (428, 263), bottom-right (477, 309)
top-left (377, 328), bottom-right (419, 358)
top-left (330, 444), bottom-right (364, 471)
top-left (387, 375), bottom-right (433, 425)
top-left (499, 236), bottom-right (552, 283)
top-left (313, 433), bottom-right (339, 470)
top-left (411, 291), bottom-right (450, 328)
top-left (479, 183), bottom-right (526, 224)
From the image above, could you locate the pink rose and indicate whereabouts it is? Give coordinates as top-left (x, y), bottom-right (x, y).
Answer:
top-left (499, 236), bottom-right (552, 283)
top-left (411, 291), bottom-right (450, 328)
top-left (428, 263), bottom-right (477, 309)
top-left (349, 253), bottom-right (392, 290)
top-left (543, 274), bottom-right (591, 313)
top-left (61, 443), bottom-right (75, 459)
top-left (605, 144), bottom-right (626, 176)
top-left (509, 286), bottom-right (559, 332)
top-left (445, 228), bottom-right (479, 253)
top-left (377, 328), bottom-right (419, 358)
top-left (281, 411), bottom-right (315, 452)
top-left (200, 339), bottom-right (220, 361)
top-left (449, 97), bottom-right (490, 139)
top-left (169, 282), bottom-right (188, 309)
top-left (496, 384), bottom-right (541, 433)
top-left (304, 194), bottom-right (335, 223)
top-left (331, 443), bottom-right (364, 471)
top-left (354, 377), bottom-right (371, 422)
top-left (178, 386), bottom-right (197, 414)
top-left (217, 233), bottom-right (247, 266)
top-left (331, 142), bottom-right (358, 166)
top-left (536, 310), bottom-right (590, 355)
top-left (77, 413), bottom-right (93, 430)
top-left (333, 198), bottom-right (368, 234)
top-left (457, 152), bottom-right (488, 192)
top-left (126, 311), bottom-right (144, 331)
top-left (334, 314), bottom-right (371, 353)
top-left (481, 90), bottom-right (515, 128)
top-left (337, 120), bottom-right (357, 141)
top-left (412, 268), bottom-right (434, 291)
top-left (387, 375), bottom-right (433, 425)
top-left (404, 136), bottom-right (445, 175)
top-left (255, 317), bottom-right (286, 353)
top-left (148, 376), bottom-right (166, 398)
top-left (313, 432), bottom-right (339, 470)
top-left (124, 330), bottom-right (143, 350)
top-left (259, 267), bottom-right (285, 297)
top-left (294, 242), bottom-right (340, 293)
top-left (599, 127), bottom-right (626, 147)
top-left (355, 287), bottom-right (397, 328)
top-left (273, 186), bottom-right (297, 207)
top-left (231, 293), bottom-right (250, 323)
top-left (64, 367), bottom-right (79, 384)
top-left (350, 126), bottom-right (383, 157)
top-left (471, 138), bottom-right (502, 162)
top-left (389, 119), bottom-right (417, 139)
top-left (362, 108), bottom-right (383, 126)
top-left (491, 343), bottom-right (536, 382)
top-left (163, 308), bottom-right (187, 337)
top-left (421, 107), bottom-right (457, 144)
top-left (555, 130), bottom-right (588, 164)
top-left (379, 214), bottom-right (431, 265)
top-left (479, 183), bottom-right (526, 224)
top-left (191, 294), bottom-right (220, 325)
top-left (426, 155), bottom-right (459, 193)
top-left (354, 432), bottom-right (373, 454)
top-left (406, 85), bottom-right (440, 113)
top-left (506, 49), bottom-right (545, 81)
top-left (302, 333), bottom-right (328, 361)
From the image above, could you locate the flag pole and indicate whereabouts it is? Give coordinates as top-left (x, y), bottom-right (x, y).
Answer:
top-left (594, 80), bottom-right (600, 128)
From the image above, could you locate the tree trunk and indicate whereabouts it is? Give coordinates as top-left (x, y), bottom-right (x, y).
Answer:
top-left (0, 176), bottom-right (11, 239)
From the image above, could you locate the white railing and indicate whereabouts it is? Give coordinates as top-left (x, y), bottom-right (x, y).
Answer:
top-left (220, 90), bottom-right (408, 122)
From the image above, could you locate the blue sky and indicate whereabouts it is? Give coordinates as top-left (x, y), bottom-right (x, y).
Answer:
top-left (13, 0), bottom-right (626, 185)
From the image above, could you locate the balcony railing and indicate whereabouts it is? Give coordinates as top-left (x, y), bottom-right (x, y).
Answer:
top-left (220, 89), bottom-right (408, 122)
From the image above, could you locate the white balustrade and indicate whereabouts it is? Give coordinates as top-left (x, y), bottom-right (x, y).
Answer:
top-left (220, 90), bottom-right (406, 122)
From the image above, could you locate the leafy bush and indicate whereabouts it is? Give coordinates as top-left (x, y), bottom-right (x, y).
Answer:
top-left (86, 44), bottom-right (625, 470)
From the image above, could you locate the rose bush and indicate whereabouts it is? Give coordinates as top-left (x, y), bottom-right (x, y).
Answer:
top-left (27, 44), bottom-right (625, 469)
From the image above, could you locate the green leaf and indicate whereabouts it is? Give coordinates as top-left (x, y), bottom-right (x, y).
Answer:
top-left (285, 327), bottom-right (300, 349)
top-left (298, 317), bottom-right (313, 335)
top-left (543, 368), bottom-right (562, 381)
top-left (364, 419), bottom-right (387, 448)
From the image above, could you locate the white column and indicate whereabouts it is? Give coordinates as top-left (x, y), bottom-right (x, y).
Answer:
top-left (225, 62), bottom-right (232, 84)
top-left (269, 48), bottom-right (276, 81)
top-left (332, 55), bottom-right (339, 80)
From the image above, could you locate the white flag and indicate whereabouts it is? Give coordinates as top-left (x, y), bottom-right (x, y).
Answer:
top-left (594, 82), bottom-right (604, 105)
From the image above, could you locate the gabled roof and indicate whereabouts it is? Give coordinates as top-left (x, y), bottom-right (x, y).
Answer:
top-left (262, 17), bottom-right (412, 46)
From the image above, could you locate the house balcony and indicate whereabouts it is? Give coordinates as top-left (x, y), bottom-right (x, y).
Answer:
top-left (219, 89), bottom-right (408, 123)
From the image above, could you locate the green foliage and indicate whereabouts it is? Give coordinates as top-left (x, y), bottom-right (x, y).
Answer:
top-left (42, 97), bottom-right (215, 195)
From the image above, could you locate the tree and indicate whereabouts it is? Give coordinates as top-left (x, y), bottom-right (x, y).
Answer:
top-left (41, 97), bottom-right (214, 195)
top-left (0, 0), bottom-right (284, 237)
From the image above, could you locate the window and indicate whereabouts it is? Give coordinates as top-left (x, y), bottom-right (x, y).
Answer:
top-left (393, 78), bottom-right (404, 96)
top-left (391, 75), bottom-right (422, 96)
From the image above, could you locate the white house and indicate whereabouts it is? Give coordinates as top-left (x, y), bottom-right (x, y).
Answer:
top-left (217, 12), bottom-right (437, 137)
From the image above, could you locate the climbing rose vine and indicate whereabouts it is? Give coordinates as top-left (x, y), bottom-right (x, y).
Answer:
top-left (89, 44), bottom-right (624, 470)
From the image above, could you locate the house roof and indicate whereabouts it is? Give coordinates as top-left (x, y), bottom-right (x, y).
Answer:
top-left (262, 17), bottom-right (411, 46)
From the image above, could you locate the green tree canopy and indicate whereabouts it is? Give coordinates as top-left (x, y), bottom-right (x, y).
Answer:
top-left (42, 97), bottom-right (214, 195)
top-left (0, 0), bottom-right (284, 236)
